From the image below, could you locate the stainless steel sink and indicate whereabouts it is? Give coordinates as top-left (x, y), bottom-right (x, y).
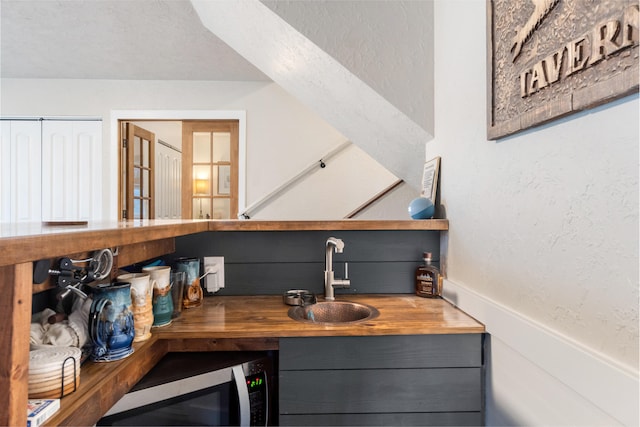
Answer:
top-left (288, 301), bottom-right (379, 324)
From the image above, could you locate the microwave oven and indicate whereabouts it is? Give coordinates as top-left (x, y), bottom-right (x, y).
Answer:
top-left (98, 351), bottom-right (276, 426)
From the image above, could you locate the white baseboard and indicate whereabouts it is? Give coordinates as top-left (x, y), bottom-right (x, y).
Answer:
top-left (443, 279), bottom-right (639, 426)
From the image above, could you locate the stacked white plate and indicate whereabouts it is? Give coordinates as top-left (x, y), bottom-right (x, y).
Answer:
top-left (29, 346), bottom-right (81, 399)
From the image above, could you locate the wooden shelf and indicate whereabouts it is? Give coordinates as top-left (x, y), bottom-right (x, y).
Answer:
top-left (0, 220), bottom-right (210, 267)
top-left (0, 219), bottom-right (447, 267)
top-left (44, 338), bottom-right (168, 427)
top-left (208, 219), bottom-right (449, 231)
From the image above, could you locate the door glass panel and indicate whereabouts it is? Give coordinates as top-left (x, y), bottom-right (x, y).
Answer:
top-left (134, 136), bottom-right (141, 166)
top-left (212, 198), bottom-right (230, 219)
top-left (142, 138), bottom-right (150, 167)
top-left (143, 169), bottom-right (150, 197)
top-left (193, 132), bottom-right (211, 163)
top-left (193, 165), bottom-right (211, 195)
top-left (133, 168), bottom-right (141, 197)
top-left (143, 199), bottom-right (149, 219)
top-left (121, 147), bottom-right (127, 214)
top-left (133, 199), bottom-right (141, 220)
top-left (210, 166), bottom-right (219, 196)
top-left (217, 165), bottom-right (230, 195)
top-left (212, 132), bottom-right (230, 162)
top-left (193, 197), bottom-right (210, 219)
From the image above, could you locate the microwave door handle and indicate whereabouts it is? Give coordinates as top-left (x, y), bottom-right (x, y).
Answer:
top-left (232, 365), bottom-right (250, 426)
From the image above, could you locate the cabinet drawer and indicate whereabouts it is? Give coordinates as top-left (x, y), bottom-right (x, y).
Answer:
top-left (279, 334), bottom-right (482, 370)
top-left (280, 367), bottom-right (482, 414)
top-left (280, 412), bottom-right (483, 426)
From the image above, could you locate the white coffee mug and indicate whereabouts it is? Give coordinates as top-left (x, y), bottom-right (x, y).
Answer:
top-left (118, 273), bottom-right (154, 307)
top-left (142, 266), bottom-right (171, 291)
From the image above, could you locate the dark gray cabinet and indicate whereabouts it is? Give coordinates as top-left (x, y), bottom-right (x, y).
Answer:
top-left (279, 334), bottom-right (484, 426)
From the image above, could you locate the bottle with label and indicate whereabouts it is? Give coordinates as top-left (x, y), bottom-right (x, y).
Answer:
top-left (415, 252), bottom-right (441, 298)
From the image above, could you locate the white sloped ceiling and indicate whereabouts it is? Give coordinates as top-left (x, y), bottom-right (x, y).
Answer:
top-left (191, 0), bottom-right (434, 191)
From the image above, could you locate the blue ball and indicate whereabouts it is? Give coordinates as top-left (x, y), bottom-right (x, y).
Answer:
top-left (408, 197), bottom-right (435, 219)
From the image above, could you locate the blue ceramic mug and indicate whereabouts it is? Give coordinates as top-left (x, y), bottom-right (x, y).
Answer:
top-left (88, 281), bottom-right (135, 362)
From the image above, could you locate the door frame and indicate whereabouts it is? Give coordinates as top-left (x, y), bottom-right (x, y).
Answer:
top-left (110, 110), bottom-right (246, 221)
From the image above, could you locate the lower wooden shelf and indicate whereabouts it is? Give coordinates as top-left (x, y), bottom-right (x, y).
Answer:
top-left (44, 338), bottom-right (167, 427)
top-left (43, 335), bottom-right (279, 426)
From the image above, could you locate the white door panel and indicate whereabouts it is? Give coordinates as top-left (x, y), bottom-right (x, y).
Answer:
top-left (2, 121), bottom-right (42, 222)
top-left (1, 122), bottom-right (11, 222)
top-left (42, 120), bottom-right (102, 221)
top-left (155, 142), bottom-right (181, 219)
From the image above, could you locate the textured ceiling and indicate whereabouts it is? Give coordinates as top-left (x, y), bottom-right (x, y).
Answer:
top-left (261, 0), bottom-right (434, 135)
top-left (0, 0), bottom-right (270, 80)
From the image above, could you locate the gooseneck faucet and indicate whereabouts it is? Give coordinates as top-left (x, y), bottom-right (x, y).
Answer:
top-left (324, 237), bottom-right (350, 300)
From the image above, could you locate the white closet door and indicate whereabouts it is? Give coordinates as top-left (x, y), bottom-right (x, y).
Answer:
top-left (154, 142), bottom-right (182, 219)
top-left (42, 120), bottom-right (102, 221)
top-left (0, 120), bottom-right (42, 223)
top-left (0, 122), bottom-right (10, 222)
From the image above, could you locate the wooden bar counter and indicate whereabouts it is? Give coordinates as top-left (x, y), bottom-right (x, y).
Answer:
top-left (0, 219), bottom-right (458, 426)
top-left (46, 294), bottom-right (484, 426)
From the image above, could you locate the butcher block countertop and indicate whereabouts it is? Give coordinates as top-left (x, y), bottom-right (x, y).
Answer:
top-left (158, 294), bottom-right (485, 340)
top-left (46, 294), bottom-right (483, 426)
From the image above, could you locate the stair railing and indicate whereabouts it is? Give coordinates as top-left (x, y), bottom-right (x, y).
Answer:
top-left (238, 140), bottom-right (351, 219)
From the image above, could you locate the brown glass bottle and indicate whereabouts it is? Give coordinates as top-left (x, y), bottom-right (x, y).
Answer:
top-left (415, 252), bottom-right (441, 298)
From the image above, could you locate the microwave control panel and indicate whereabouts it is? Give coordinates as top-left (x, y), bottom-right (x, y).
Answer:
top-left (246, 371), bottom-right (267, 426)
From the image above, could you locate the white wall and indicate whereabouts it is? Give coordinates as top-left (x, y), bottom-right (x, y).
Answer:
top-left (0, 79), bottom-right (397, 220)
top-left (256, 143), bottom-right (398, 220)
top-left (130, 121), bottom-right (182, 151)
top-left (432, 1), bottom-right (639, 425)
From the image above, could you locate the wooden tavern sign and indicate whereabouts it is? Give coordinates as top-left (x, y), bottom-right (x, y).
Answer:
top-left (487, 0), bottom-right (639, 139)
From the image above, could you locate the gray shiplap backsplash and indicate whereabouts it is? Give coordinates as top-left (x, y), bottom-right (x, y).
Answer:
top-left (169, 230), bottom-right (440, 296)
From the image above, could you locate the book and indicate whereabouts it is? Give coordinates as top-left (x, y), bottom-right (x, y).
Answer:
top-left (26, 399), bottom-right (60, 427)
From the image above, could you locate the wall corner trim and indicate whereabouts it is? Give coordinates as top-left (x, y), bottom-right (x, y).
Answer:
top-left (442, 279), bottom-right (639, 426)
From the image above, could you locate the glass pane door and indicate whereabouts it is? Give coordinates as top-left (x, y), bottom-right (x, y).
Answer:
top-left (191, 128), bottom-right (233, 219)
top-left (124, 123), bottom-right (155, 219)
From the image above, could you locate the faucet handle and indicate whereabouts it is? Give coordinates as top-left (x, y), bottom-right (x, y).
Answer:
top-left (344, 262), bottom-right (349, 279)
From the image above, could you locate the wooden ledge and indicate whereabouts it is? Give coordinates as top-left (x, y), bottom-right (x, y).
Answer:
top-left (208, 219), bottom-right (449, 231)
top-left (0, 219), bottom-right (447, 267)
top-left (0, 220), bottom-right (209, 267)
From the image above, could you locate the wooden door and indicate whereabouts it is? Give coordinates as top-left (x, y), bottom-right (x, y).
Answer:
top-left (121, 123), bottom-right (155, 219)
top-left (182, 121), bottom-right (238, 219)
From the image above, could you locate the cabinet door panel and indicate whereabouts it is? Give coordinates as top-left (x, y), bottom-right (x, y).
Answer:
top-left (280, 367), bottom-right (482, 414)
top-left (280, 335), bottom-right (482, 370)
top-left (42, 120), bottom-right (101, 221)
top-left (280, 412), bottom-right (483, 426)
top-left (1, 122), bottom-right (10, 222)
top-left (1, 121), bottom-right (42, 222)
